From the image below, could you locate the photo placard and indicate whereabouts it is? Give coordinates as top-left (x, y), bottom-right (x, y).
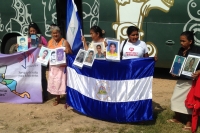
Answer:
top-left (106, 39), bottom-right (120, 61)
top-left (36, 46), bottom-right (51, 66)
top-left (17, 36), bottom-right (28, 52)
top-left (73, 49), bottom-right (87, 69)
top-left (169, 55), bottom-right (186, 76)
top-left (83, 49), bottom-right (95, 67)
top-left (93, 42), bottom-right (106, 60)
top-left (182, 54), bottom-right (200, 77)
top-left (31, 34), bottom-right (41, 48)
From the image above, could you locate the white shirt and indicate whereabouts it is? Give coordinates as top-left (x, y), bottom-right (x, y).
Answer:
top-left (120, 40), bottom-right (148, 59)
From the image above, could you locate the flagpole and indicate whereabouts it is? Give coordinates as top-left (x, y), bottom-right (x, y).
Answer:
top-left (80, 29), bottom-right (85, 50)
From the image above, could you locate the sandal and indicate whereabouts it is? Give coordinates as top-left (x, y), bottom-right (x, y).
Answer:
top-left (182, 126), bottom-right (191, 132)
top-left (167, 119), bottom-right (181, 124)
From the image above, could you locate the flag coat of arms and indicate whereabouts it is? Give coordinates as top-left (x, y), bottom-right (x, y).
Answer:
top-left (66, 55), bottom-right (155, 122)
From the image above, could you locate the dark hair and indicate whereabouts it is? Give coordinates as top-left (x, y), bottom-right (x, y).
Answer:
top-left (43, 50), bottom-right (49, 54)
top-left (89, 51), bottom-right (94, 54)
top-left (96, 45), bottom-right (101, 48)
top-left (110, 43), bottom-right (116, 48)
top-left (20, 38), bottom-right (25, 41)
top-left (127, 26), bottom-right (139, 36)
top-left (28, 22), bottom-right (41, 35)
top-left (90, 26), bottom-right (105, 37)
top-left (180, 31), bottom-right (195, 45)
top-left (51, 51), bottom-right (55, 55)
top-left (51, 23), bottom-right (57, 27)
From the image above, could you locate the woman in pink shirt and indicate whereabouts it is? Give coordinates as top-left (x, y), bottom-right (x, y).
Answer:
top-left (16, 22), bottom-right (48, 102)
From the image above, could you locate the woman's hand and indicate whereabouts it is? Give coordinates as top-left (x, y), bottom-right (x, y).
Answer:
top-left (154, 55), bottom-right (158, 61)
top-left (38, 44), bottom-right (43, 48)
top-left (192, 70), bottom-right (200, 80)
top-left (104, 41), bottom-right (108, 47)
top-left (15, 44), bottom-right (19, 50)
top-left (81, 36), bottom-right (86, 42)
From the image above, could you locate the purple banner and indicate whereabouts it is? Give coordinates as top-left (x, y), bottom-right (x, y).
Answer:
top-left (0, 48), bottom-right (42, 103)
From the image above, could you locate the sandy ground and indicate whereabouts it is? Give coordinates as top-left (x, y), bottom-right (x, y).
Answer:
top-left (0, 68), bottom-right (177, 133)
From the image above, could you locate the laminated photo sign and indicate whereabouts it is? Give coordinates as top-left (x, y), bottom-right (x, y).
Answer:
top-left (49, 47), bottom-right (66, 66)
top-left (17, 36), bottom-right (28, 52)
top-left (36, 46), bottom-right (51, 66)
top-left (93, 42), bottom-right (105, 60)
top-left (73, 49), bottom-right (87, 69)
top-left (169, 55), bottom-right (186, 76)
top-left (83, 49), bottom-right (95, 67)
top-left (31, 34), bottom-right (41, 48)
top-left (106, 39), bottom-right (120, 62)
top-left (182, 54), bottom-right (200, 77)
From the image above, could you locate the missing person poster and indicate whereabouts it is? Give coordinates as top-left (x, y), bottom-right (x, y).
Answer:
top-left (31, 34), bottom-right (41, 48)
top-left (49, 47), bottom-right (66, 66)
top-left (169, 55), bottom-right (186, 76)
top-left (182, 54), bottom-right (200, 77)
top-left (106, 39), bottom-right (120, 61)
top-left (93, 42), bottom-right (105, 60)
top-left (83, 49), bottom-right (95, 67)
top-left (73, 49), bottom-right (87, 69)
top-left (17, 36), bottom-right (28, 52)
top-left (36, 46), bottom-right (51, 66)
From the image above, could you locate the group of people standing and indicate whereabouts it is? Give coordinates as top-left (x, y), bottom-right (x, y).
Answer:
top-left (15, 21), bottom-right (200, 132)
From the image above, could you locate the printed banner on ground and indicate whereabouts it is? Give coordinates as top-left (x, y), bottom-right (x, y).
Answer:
top-left (0, 48), bottom-right (42, 103)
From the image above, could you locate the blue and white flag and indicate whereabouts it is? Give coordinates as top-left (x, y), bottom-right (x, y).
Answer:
top-left (66, 56), bottom-right (155, 122)
top-left (66, 0), bottom-right (82, 54)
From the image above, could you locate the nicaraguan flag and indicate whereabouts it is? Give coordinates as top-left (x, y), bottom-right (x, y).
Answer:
top-left (66, 0), bottom-right (82, 54)
top-left (66, 56), bottom-right (155, 122)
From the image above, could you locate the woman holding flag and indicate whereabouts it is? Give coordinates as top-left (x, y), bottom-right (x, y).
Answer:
top-left (47, 26), bottom-right (72, 106)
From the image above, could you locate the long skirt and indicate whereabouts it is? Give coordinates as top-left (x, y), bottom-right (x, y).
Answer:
top-left (47, 65), bottom-right (66, 95)
top-left (171, 79), bottom-right (192, 114)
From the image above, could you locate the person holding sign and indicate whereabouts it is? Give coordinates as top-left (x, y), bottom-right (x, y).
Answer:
top-left (47, 26), bottom-right (72, 106)
top-left (16, 22), bottom-right (48, 102)
top-left (82, 26), bottom-right (107, 54)
top-left (168, 31), bottom-right (200, 131)
top-left (120, 26), bottom-right (149, 59)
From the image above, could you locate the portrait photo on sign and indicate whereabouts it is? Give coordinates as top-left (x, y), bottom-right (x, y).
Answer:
top-left (56, 47), bottom-right (66, 65)
top-left (169, 55), bottom-right (186, 76)
top-left (36, 46), bottom-right (51, 66)
top-left (17, 36), bottom-right (28, 52)
top-left (106, 39), bottom-right (120, 61)
top-left (83, 49), bottom-right (95, 67)
top-left (93, 42), bottom-right (105, 60)
top-left (73, 49), bottom-right (87, 69)
top-left (49, 50), bottom-right (56, 65)
top-left (31, 34), bottom-right (41, 48)
top-left (182, 54), bottom-right (200, 77)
